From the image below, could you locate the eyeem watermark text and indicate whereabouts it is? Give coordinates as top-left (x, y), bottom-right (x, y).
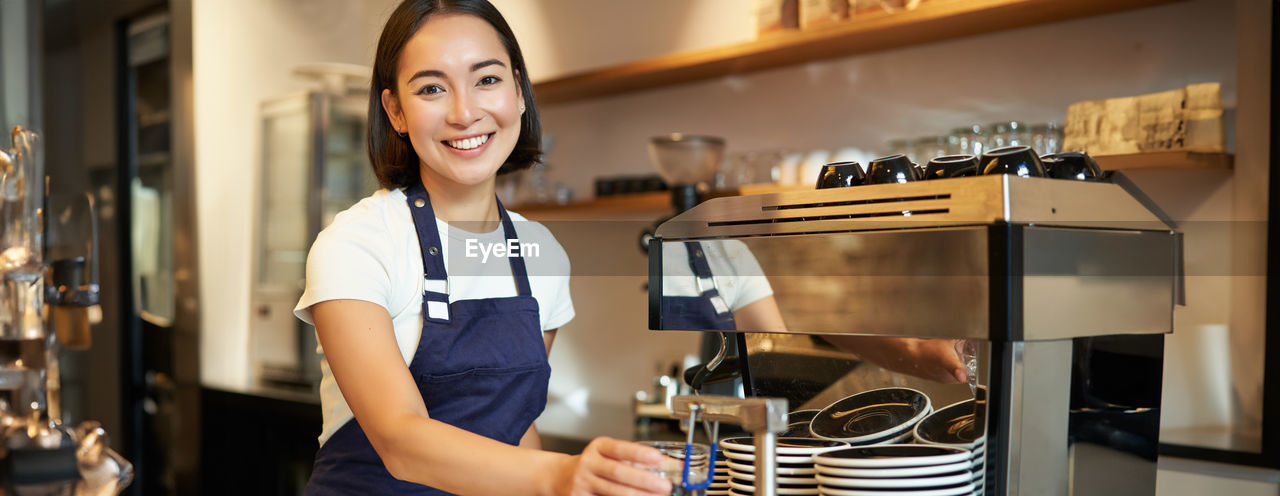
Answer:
top-left (465, 239), bottom-right (540, 263)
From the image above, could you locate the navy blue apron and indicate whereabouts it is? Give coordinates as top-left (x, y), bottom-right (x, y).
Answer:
top-left (305, 182), bottom-right (551, 495)
top-left (662, 242), bottom-right (737, 332)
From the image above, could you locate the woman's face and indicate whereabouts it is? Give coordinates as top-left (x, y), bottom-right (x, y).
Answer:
top-left (383, 13), bottom-right (523, 189)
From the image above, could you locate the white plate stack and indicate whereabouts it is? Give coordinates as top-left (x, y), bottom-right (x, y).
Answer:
top-left (911, 398), bottom-right (988, 493)
top-left (719, 437), bottom-right (847, 496)
top-left (813, 445), bottom-right (977, 496)
top-left (707, 449), bottom-right (731, 496)
top-left (968, 443), bottom-right (985, 493)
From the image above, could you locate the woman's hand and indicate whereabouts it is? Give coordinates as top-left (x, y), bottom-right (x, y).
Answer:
top-left (829, 336), bottom-right (968, 384)
top-left (550, 437), bottom-right (672, 496)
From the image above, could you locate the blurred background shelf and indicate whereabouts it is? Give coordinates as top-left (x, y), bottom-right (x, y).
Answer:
top-left (531, 0), bottom-right (1180, 104)
top-left (1095, 151), bottom-right (1234, 171)
top-left (515, 191), bottom-right (673, 220)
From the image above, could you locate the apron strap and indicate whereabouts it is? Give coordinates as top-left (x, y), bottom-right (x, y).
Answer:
top-left (496, 198), bottom-right (533, 298)
top-left (405, 181), bottom-right (536, 323)
top-left (683, 242), bottom-right (731, 316)
top-left (406, 182), bottom-right (452, 323)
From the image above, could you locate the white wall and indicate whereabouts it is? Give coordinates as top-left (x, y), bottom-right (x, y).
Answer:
top-left (0, 0), bottom-right (33, 131)
top-left (491, 0), bottom-right (752, 82)
top-left (192, 0), bottom-right (392, 388)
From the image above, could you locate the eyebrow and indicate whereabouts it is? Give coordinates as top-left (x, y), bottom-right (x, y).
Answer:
top-left (406, 59), bottom-right (507, 84)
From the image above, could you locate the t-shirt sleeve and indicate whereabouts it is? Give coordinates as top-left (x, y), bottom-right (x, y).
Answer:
top-left (542, 270), bottom-right (574, 331)
top-left (721, 240), bottom-right (774, 311)
top-left (294, 218), bottom-right (395, 325)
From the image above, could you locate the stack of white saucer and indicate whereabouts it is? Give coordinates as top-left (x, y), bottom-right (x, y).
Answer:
top-left (813, 445), bottom-right (976, 496)
top-left (911, 398), bottom-right (988, 493)
top-left (707, 449), bottom-right (731, 496)
top-left (719, 437), bottom-right (847, 496)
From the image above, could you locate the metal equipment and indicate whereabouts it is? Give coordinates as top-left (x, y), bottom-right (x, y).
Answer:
top-left (672, 395), bottom-right (788, 496)
top-left (0, 126), bottom-right (132, 495)
top-left (250, 64), bottom-right (377, 391)
top-left (649, 173), bottom-right (1180, 495)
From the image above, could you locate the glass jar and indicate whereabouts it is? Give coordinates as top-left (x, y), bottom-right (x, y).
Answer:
top-left (1031, 121), bottom-right (1063, 155)
top-left (949, 125), bottom-right (986, 157)
top-left (911, 135), bottom-right (948, 164)
top-left (988, 121), bottom-right (1029, 149)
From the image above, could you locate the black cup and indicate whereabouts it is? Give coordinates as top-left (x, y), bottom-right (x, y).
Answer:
top-left (923, 154), bottom-right (980, 180)
top-left (980, 146), bottom-right (1046, 177)
top-left (865, 154), bottom-right (920, 184)
top-left (1042, 151), bottom-right (1103, 181)
top-left (816, 161), bottom-right (866, 189)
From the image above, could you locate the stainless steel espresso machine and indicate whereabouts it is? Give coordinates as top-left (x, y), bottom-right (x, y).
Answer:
top-left (0, 127), bottom-right (132, 495)
top-left (649, 172), bottom-right (1180, 495)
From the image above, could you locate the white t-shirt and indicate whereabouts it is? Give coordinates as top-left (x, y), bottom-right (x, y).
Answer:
top-left (659, 239), bottom-right (773, 311)
top-left (294, 188), bottom-right (574, 445)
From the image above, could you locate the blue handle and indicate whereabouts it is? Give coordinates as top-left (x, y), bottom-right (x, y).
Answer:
top-left (681, 443), bottom-right (715, 490)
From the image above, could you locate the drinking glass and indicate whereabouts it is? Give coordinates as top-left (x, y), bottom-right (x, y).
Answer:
top-left (949, 125), bottom-right (986, 157)
top-left (988, 121), bottom-right (1029, 149)
top-left (637, 441), bottom-right (709, 496)
top-left (1033, 121), bottom-right (1063, 155)
top-left (723, 152), bottom-right (755, 188)
top-left (911, 136), bottom-right (948, 164)
top-left (945, 131), bottom-right (965, 156)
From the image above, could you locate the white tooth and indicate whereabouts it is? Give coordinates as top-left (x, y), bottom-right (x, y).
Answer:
top-left (448, 135), bottom-right (489, 150)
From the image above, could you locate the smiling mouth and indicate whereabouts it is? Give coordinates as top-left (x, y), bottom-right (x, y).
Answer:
top-left (443, 133), bottom-right (493, 151)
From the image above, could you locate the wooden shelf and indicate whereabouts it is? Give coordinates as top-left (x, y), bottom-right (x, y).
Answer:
top-left (514, 191), bottom-right (672, 221)
top-left (515, 151), bottom-right (1230, 217)
top-left (532, 0), bottom-right (1180, 104)
top-left (1094, 151), bottom-right (1233, 171)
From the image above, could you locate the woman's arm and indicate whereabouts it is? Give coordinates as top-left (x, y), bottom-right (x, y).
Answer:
top-left (732, 296), bottom-right (788, 332)
top-left (313, 300), bottom-right (669, 495)
top-left (731, 296), bottom-right (964, 384)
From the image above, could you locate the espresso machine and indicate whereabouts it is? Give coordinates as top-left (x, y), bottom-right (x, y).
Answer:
top-left (649, 172), bottom-right (1180, 495)
top-left (0, 126), bottom-right (132, 495)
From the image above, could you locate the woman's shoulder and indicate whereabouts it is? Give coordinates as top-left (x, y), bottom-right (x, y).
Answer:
top-left (311, 189), bottom-right (413, 256)
top-left (320, 189), bottom-right (409, 236)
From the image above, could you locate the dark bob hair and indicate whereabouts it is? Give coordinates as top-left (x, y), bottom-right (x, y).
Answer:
top-left (368, 0), bottom-right (541, 190)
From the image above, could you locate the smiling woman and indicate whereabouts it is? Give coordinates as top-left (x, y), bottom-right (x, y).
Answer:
top-left (380, 15), bottom-right (527, 191)
top-left (290, 1), bottom-right (675, 495)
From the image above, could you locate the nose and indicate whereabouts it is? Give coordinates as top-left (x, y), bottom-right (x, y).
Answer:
top-left (446, 88), bottom-right (480, 128)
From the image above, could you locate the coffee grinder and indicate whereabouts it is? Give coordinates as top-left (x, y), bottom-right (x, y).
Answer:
top-left (0, 126), bottom-right (132, 495)
top-left (641, 134), bottom-right (745, 397)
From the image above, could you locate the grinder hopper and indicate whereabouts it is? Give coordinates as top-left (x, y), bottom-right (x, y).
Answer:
top-left (648, 134), bottom-right (724, 214)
